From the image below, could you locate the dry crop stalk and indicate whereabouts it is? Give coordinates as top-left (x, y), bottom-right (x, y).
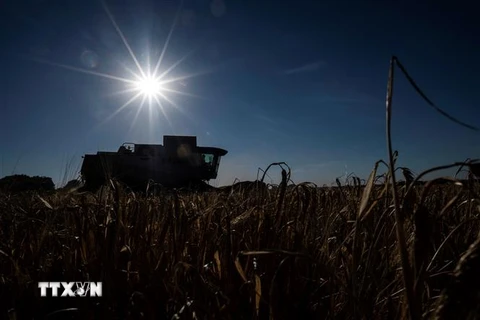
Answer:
top-left (385, 56), bottom-right (420, 320)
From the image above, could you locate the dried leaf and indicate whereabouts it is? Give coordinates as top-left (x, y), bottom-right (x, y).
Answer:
top-left (37, 195), bottom-right (53, 210)
top-left (234, 257), bottom-right (248, 283)
top-left (214, 251), bottom-right (221, 279)
top-left (255, 274), bottom-right (261, 316)
top-left (358, 161), bottom-right (379, 220)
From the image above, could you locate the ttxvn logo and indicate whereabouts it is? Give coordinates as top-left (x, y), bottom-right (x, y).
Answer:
top-left (38, 282), bottom-right (102, 297)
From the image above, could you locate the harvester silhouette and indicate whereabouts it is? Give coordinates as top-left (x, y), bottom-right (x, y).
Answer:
top-left (80, 135), bottom-right (227, 191)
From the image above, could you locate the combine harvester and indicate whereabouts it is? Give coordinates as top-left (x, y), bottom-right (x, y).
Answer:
top-left (80, 135), bottom-right (228, 191)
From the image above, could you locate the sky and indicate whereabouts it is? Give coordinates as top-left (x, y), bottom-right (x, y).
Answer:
top-left (1, 0), bottom-right (479, 187)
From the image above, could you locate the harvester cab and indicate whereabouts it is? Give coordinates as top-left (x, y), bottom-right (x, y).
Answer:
top-left (80, 135), bottom-right (228, 191)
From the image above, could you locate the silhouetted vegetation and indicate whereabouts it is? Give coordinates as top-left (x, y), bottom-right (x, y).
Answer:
top-left (0, 174), bottom-right (55, 193)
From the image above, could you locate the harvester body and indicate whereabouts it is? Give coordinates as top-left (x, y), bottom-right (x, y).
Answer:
top-left (80, 135), bottom-right (227, 190)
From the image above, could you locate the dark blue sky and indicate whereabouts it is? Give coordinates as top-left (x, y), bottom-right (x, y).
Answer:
top-left (1, 0), bottom-right (479, 186)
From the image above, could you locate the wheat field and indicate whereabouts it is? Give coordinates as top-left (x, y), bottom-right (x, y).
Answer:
top-left (1, 166), bottom-right (480, 319)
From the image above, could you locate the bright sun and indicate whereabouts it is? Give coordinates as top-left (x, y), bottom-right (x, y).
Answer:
top-left (134, 76), bottom-right (163, 98)
top-left (32, 0), bottom-right (202, 133)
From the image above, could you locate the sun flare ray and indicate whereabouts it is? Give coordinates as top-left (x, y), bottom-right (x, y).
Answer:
top-left (152, 0), bottom-right (183, 78)
top-left (153, 94), bottom-right (174, 130)
top-left (31, 57), bottom-right (136, 84)
top-left (114, 59), bottom-right (144, 81)
top-left (128, 95), bottom-right (147, 135)
top-left (158, 70), bottom-right (212, 86)
top-left (98, 91), bottom-right (143, 127)
top-left (158, 91), bottom-right (182, 111)
top-left (101, 0), bottom-right (147, 79)
top-left (105, 87), bottom-right (142, 98)
top-left (155, 50), bottom-right (195, 82)
top-left (160, 87), bottom-right (203, 99)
